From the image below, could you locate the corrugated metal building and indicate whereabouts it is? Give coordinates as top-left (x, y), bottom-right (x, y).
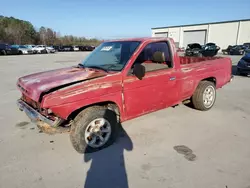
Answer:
top-left (151, 19), bottom-right (250, 50)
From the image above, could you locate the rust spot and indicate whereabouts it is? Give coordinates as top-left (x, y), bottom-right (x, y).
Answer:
top-left (59, 82), bottom-right (117, 99)
top-left (181, 68), bottom-right (193, 72)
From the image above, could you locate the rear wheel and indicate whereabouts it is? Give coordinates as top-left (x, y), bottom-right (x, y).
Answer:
top-left (70, 106), bottom-right (118, 153)
top-left (191, 81), bottom-right (216, 111)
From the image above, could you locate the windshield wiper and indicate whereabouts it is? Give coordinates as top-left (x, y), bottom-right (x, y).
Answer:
top-left (77, 63), bottom-right (85, 68)
top-left (102, 64), bottom-right (120, 71)
top-left (85, 65), bottom-right (108, 72)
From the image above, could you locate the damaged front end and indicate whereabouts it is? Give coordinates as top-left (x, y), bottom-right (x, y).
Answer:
top-left (17, 95), bottom-right (68, 134)
top-left (16, 66), bottom-right (109, 133)
top-left (17, 99), bottom-right (64, 127)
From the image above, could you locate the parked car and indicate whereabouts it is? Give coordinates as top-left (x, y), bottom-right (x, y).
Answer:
top-left (243, 43), bottom-right (250, 49)
top-left (185, 43), bottom-right (203, 56)
top-left (79, 45), bottom-right (86, 51)
top-left (33, 45), bottom-right (47, 54)
top-left (86, 45), bottom-right (95, 51)
top-left (228, 45), bottom-right (245, 55)
top-left (202, 43), bottom-right (220, 57)
top-left (73, 46), bottom-right (80, 51)
top-left (222, 45), bottom-right (233, 55)
top-left (0, 43), bottom-right (19, 55)
top-left (33, 45), bottom-right (55, 53)
top-left (243, 43), bottom-right (250, 54)
top-left (52, 45), bottom-right (63, 52)
top-left (11, 45), bottom-right (33, 55)
top-left (61, 45), bottom-right (74, 51)
top-left (25, 45), bottom-right (37, 54)
top-left (185, 43), bottom-right (220, 57)
top-left (16, 37), bottom-right (233, 153)
top-left (237, 53), bottom-right (250, 76)
top-left (79, 45), bottom-right (95, 51)
top-left (245, 48), bottom-right (250, 54)
top-left (46, 46), bottom-right (56, 53)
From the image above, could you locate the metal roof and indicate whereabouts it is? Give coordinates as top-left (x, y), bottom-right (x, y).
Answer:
top-left (152, 18), bottom-right (250, 30)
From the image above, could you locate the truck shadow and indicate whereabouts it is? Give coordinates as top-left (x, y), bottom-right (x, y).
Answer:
top-left (83, 125), bottom-right (133, 188)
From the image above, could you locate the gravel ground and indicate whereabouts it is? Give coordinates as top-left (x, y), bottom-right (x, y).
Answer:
top-left (0, 52), bottom-right (249, 188)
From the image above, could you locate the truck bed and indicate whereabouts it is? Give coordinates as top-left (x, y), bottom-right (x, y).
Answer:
top-left (179, 56), bottom-right (223, 65)
top-left (178, 55), bottom-right (232, 100)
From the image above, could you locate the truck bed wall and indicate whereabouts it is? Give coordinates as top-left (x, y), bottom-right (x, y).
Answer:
top-left (179, 57), bottom-right (232, 100)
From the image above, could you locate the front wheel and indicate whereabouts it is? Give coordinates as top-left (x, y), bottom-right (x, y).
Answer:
top-left (1, 50), bottom-right (6, 55)
top-left (70, 106), bottom-right (118, 153)
top-left (191, 81), bottom-right (216, 111)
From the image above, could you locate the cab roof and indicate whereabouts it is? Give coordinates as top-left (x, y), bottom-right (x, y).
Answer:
top-left (105, 37), bottom-right (170, 43)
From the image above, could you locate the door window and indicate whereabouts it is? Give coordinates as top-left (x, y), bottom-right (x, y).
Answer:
top-left (133, 42), bottom-right (172, 72)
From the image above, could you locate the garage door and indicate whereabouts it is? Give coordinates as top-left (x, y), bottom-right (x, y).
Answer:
top-left (154, 32), bottom-right (168, 37)
top-left (183, 30), bottom-right (206, 48)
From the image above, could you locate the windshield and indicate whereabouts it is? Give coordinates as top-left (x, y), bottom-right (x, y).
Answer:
top-left (19, 45), bottom-right (27, 48)
top-left (81, 41), bottom-right (141, 71)
top-left (11, 45), bottom-right (19, 48)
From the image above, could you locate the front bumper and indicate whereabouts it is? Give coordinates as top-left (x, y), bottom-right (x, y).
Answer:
top-left (17, 99), bottom-right (64, 127)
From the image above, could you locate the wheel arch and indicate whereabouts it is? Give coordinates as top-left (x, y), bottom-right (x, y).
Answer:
top-left (201, 77), bottom-right (217, 86)
top-left (67, 101), bottom-right (121, 122)
top-left (191, 76), bottom-right (217, 98)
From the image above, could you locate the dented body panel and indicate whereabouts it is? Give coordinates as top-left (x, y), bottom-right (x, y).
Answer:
top-left (17, 37), bottom-right (232, 125)
top-left (17, 66), bottom-right (107, 101)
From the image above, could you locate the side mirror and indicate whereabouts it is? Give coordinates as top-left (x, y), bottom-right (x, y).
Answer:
top-left (133, 64), bottom-right (145, 80)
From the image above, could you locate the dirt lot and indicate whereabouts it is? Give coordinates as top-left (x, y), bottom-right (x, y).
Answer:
top-left (0, 52), bottom-right (250, 188)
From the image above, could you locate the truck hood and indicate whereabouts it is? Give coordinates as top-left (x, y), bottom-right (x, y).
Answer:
top-left (17, 66), bottom-right (107, 102)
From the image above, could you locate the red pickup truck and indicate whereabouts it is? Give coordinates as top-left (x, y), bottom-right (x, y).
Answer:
top-left (17, 37), bottom-right (233, 153)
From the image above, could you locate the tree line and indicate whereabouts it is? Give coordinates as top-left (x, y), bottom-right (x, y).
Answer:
top-left (0, 16), bottom-right (102, 46)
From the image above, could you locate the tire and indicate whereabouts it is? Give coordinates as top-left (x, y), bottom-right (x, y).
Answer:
top-left (191, 81), bottom-right (216, 111)
top-left (1, 50), bottom-right (6, 55)
top-left (70, 106), bottom-right (118, 153)
top-left (237, 68), bottom-right (247, 76)
top-left (19, 51), bottom-right (23, 55)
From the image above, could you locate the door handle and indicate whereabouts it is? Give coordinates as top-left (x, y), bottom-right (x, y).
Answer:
top-left (170, 77), bottom-right (176, 81)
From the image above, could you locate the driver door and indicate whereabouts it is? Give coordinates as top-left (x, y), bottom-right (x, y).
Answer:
top-left (123, 41), bottom-right (178, 120)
